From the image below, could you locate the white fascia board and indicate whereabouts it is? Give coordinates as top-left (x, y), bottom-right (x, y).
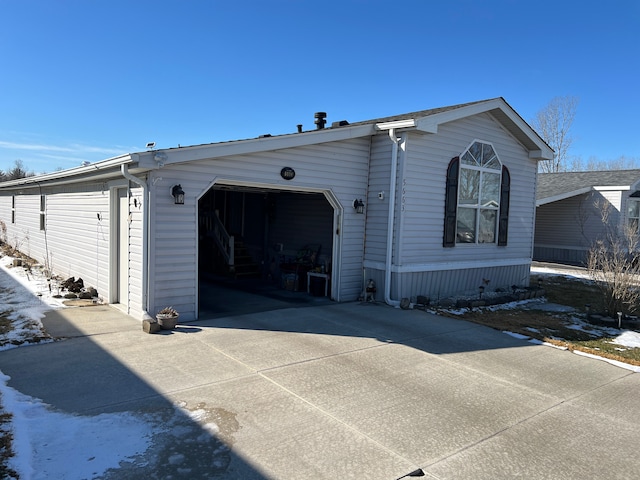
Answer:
top-left (0, 154), bottom-right (135, 189)
top-left (139, 124), bottom-right (376, 167)
top-left (536, 187), bottom-right (593, 206)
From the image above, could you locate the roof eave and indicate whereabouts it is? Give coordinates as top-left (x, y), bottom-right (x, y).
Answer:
top-left (137, 124), bottom-right (377, 167)
top-left (536, 187), bottom-right (593, 206)
top-left (415, 98), bottom-right (554, 160)
top-left (0, 154), bottom-right (136, 189)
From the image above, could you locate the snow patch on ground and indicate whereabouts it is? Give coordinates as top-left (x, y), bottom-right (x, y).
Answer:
top-left (0, 257), bottom-right (66, 352)
top-left (0, 258), bottom-right (170, 479)
top-left (0, 372), bottom-right (159, 479)
top-left (612, 331), bottom-right (640, 349)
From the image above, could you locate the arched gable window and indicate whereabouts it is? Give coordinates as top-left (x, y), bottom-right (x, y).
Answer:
top-left (443, 141), bottom-right (510, 247)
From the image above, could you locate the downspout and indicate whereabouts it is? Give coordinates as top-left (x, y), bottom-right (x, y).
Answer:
top-left (385, 129), bottom-right (401, 307)
top-left (121, 163), bottom-right (151, 319)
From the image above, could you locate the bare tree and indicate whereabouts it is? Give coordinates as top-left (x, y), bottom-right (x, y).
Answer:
top-left (531, 96), bottom-right (579, 173)
top-left (0, 160), bottom-right (34, 181)
top-left (577, 155), bottom-right (640, 172)
top-left (586, 199), bottom-right (640, 315)
top-left (7, 159), bottom-right (34, 179)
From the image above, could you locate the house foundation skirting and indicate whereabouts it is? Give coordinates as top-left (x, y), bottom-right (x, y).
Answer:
top-left (533, 245), bottom-right (588, 267)
top-left (364, 263), bottom-right (531, 304)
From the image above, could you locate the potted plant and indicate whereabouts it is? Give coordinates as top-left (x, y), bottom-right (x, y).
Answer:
top-left (156, 306), bottom-right (179, 330)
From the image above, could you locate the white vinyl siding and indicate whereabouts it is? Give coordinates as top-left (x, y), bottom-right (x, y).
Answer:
top-left (0, 185), bottom-right (112, 300)
top-left (534, 189), bottom-right (625, 265)
top-left (365, 112), bottom-right (537, 300)
top-left (364, 135), bottom-right (394, 264)
top-left (146, 137), bottom-right (371, 319)
top-left (535, 192), bottom-right (613, 248)
top-left (0, 196), bottom-right (10, 239)
top-left (5, 194), bottom-right (40, 257)
top-left (401, 113), bottom-right (536, 265)
top-left (127, 185), bottom-right (145, 315)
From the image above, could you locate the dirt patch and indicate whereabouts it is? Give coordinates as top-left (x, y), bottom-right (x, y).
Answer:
top-left (62, 299), bottom-right (101, 307)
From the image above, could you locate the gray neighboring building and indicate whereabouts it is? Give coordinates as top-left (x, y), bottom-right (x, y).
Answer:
top-left (535, 169), bottom-right (640, 265)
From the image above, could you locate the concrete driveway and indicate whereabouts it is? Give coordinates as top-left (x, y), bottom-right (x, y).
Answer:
top-left (0, 301), bottom-right (638, 479)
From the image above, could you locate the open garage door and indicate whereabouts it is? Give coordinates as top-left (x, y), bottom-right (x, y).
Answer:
top-left (197, 184), bottom-right (337, 318)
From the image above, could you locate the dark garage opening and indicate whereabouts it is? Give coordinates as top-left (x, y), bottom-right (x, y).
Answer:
top-left (198, 186), bottom-right (334, 318)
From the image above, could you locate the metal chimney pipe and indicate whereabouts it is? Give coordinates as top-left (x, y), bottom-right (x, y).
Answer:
top-left (314, 112), bottom-right (327, 130)
top-left (297, 124), bottom-right (303, 133)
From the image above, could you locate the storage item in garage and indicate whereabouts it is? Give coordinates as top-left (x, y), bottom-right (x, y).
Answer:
top-left (282, 273), bottom-right (299, 291)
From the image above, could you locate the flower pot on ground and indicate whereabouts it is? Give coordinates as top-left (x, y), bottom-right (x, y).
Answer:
top-left (156, 306), bottom-right (179, 330)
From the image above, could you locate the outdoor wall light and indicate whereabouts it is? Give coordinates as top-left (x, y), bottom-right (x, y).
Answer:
top-left (171, 184), bottom-right (185, 205)
top-left (353, 198), bottom-right (365, 214)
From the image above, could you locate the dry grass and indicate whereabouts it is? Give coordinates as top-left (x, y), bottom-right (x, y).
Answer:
top-left (0, 407), bottom-right (17, 479)
top-left (537, 275), bottom-right (603, 311)
top-left (437, 274), bottom-right (640, 367)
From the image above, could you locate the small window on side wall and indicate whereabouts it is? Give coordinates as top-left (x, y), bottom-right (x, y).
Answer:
top-left (628, 198), bottom-right (640, 233)
top-left (443, 141), bottom-right (510, 247)
top-left (39, 195), bottom-right (46, 231)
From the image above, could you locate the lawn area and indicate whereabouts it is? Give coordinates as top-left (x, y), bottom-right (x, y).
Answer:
top-left (434, 273), bottom-right (640, 368)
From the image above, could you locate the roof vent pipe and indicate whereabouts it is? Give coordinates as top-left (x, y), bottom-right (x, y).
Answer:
top-left (314, 112), bottom-right (327, 130)
top-left (297, 124), bottom-right (303, 133)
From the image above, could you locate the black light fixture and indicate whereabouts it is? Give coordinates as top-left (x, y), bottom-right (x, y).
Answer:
top-left (353, 198), bottom-right (365, 214)
top-left (171, 184), bottom-right (185, 205)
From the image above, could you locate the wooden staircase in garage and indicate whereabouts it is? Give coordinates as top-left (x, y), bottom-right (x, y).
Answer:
top-left (229, 239), bottom-right (261, 279)
top-left (201, 211), bottom-right (262, 279)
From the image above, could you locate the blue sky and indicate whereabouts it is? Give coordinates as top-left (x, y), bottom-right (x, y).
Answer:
top-left (0, 0), bottom-right (638, 174)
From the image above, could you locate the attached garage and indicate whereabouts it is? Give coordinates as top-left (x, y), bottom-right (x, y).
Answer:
top-left (198, 185), bottom-right (336, 309)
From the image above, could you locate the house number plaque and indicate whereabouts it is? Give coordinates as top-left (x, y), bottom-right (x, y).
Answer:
top-left (280, 167), bottom-right (295, 180)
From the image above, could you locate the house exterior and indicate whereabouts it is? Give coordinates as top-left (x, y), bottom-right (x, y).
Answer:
top-left (0, 97), bottom-right (552, 321)
top-left (535, 170), bottom-right (640, 265)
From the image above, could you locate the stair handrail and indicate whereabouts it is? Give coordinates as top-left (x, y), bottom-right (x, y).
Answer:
top-left (210, 210), bottom-right (234, 266)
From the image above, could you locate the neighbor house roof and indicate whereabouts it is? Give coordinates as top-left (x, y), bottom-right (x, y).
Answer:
top-left (537, 170), bottom-right (640, 206)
